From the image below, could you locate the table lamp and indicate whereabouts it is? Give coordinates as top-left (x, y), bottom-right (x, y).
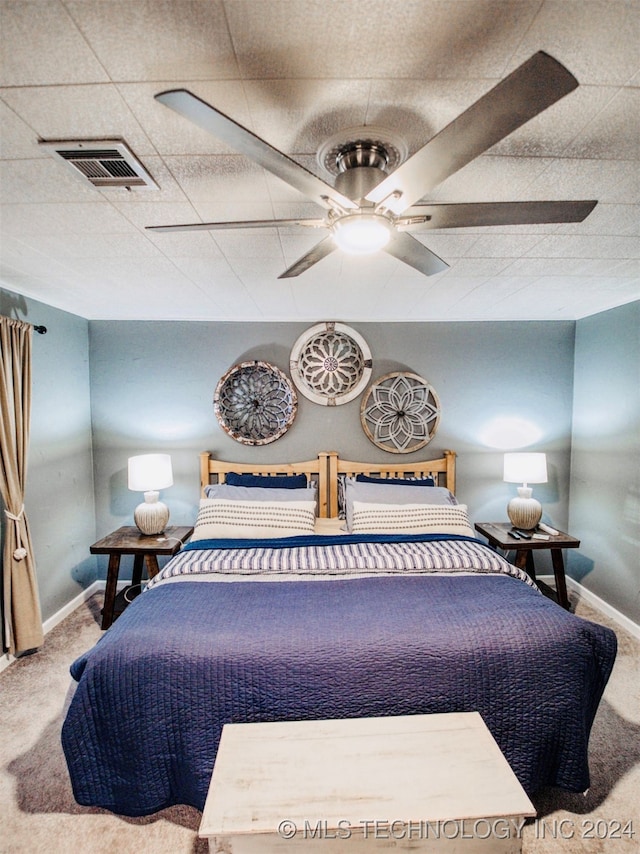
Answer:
top-left (503, 452), bottom-right (547, 530)
top-left (128, 454), bottom-right (173, 535)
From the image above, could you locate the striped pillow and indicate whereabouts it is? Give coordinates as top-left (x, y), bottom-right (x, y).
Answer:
top-left (351, 501), bottom-right (474, 537)
top-left (191, 498), bottom-right (316, 541)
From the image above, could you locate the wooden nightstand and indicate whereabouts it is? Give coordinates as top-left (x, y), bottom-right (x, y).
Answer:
top-left (90, 525), bottom-right (193, 629)
top-left (474, 522), bottom-right (579, 610)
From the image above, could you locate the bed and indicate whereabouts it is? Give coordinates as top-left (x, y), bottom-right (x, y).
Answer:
top-left (61, 450), bottom-right (616, 817)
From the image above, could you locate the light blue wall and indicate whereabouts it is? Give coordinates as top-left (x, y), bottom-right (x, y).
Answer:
top-left (0, 289), bottom-right (96, 624)
top-left (569, 300), bottom-right (640, 624)
top-left (89, 320), bottom-right (576, 573)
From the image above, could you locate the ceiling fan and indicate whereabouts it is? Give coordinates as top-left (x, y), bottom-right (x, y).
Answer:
top-left (147, 51), bottom-right (597, 279)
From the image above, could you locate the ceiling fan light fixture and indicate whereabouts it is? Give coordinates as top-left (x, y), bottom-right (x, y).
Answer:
top-left (331, 214), bottom-right (392, 255)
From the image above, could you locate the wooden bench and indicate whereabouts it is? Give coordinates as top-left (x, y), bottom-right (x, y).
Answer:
top-left (199, 712), bottom-right (535, 852)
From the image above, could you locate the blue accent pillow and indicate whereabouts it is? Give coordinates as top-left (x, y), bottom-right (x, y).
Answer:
top-left (225, 472), bottom-right (309, 489)
top-left (355, 474), bottom-right (436, 487)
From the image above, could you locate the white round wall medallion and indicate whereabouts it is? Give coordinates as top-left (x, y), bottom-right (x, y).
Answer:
top-left (289, 321), bottom-right (372, 406)
top-left (360, 371), bottom-right (441, 454)
top-left (213, 360), bottom-right (297, 445)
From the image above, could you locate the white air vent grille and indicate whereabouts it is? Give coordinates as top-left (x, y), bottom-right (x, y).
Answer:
top-left (39, 140), bottom-right (159, 190)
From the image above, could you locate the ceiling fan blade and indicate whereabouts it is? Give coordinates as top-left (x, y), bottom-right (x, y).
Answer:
top-left (147, 218), bottom-right (327, 233)
top-left (399, 200), bottom-right (598, 230)
top-left (366, 52), bottom-right (580, 215)
top-left (155, 89), bottom-right (357, 213)
top-left (383, 231), bottom-right (449, 276)
top-left (278, 236), bottom-right (336, 278)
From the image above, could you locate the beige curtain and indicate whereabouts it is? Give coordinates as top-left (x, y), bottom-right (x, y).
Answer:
top-left (0, 317), bottom-right (43, 655)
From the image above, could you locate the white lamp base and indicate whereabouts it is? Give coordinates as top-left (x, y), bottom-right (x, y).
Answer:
top-left (507, 487), bottom-right (542, 531)
top-left (134, 491), bottom-right (170, 535)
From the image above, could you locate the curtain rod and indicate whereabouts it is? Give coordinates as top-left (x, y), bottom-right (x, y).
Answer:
top-left (0, 316), bottom-right (47, 334)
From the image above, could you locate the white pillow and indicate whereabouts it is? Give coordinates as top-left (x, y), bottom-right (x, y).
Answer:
top-left (191, 498), bottom-right (316, 541)
top-left (344, 477), bottom-right (457, 530)
top-left (351, 501), bottom-right (475, 538)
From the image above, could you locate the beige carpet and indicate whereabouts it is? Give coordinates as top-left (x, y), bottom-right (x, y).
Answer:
top-left (1, 592), bottom-right (638, 854)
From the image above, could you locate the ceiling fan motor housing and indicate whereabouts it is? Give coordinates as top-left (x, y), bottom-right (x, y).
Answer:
top-left (335, 165), bottom-right (388, 203)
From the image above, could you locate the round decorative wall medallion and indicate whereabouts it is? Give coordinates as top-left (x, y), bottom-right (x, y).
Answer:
top-left (360, 371), bottom-right (441, 454)
top-left (289, 321), bottom-right (372, 406)
top-left (214, 361), bottom-right (297, 445)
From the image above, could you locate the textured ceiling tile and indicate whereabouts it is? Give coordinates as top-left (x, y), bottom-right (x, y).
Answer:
top-left (0, 0), bottom-right (109, 86)
top-left (161, 260), bottom-right (258, 317)
top-left (463, 233), bottom-right (547, 258)
top-left (0, 201), bottom-right (138, 236)
top-left (1, 85), bottom-right (157, 155)
top-left (241, 278), bottom-right (299, 316)
top-left (65, 255), bottom-right (190, 283)
top-left (415, 277), bottom-right (488, 311)
top-left (171, 256), bottom-right (237, 284)
top-left (211, 230), bottom-right (284, 260)
top-left (527, 158), bottom-right (639, 204)
top-left (561, 88), bottom-right (640, 160)
top-left (0, 158), bottom-right (98, 203)
top-left (21, 231), bottom-right (163, 261)
top-left (263, 165), bottom-right (329, 203)
top-left (271, 200), bottom-right (329, 220)
top-left (244, 79), bottom-right (370, 155)
top-left (609, 259), bottom-right (640, 277)
top-left (1, 241), bottom-right (77, 282)
top-left (501, 256), bottom-right (624, 278)
top-left (143, 230), bottom-right (225, 260)
top-left (193, 200), bottom-right (276, 224)
top-left (452, 279), bottom-right (534, 312)
top-left (64, 0), bottom-right (239, 81)
top-left (113, 201), bottom-right (203, 230)
top-left (426, 155), bottom-right (553, 202)
top-left (561, 203), bottom-right (639, 237)
top-left (232, 257), bottom-right (289, 280)
top-left (119, 81), bottom-right (253, 156)
top-left (164, 155), bottom-right (271, 204)
top-left (447, 257), bottom-right (513, 277)
top-left (490, 85), bottom-right (618, 158)
top-left (413, 233), bottom-right (481, 259)
top-left (226, 0), bottom-right (540, 80)
top-left (526, 234), bottom-right (640, 259)
top-left (0, 99), bottom-right (49, 160)
top-left (511, 0), bottom-right (640, 86)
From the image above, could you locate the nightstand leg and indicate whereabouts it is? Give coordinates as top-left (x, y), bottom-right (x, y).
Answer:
top-left (514, 550), bottom-right (536, 581)
top-left (551, 549), bottom-right (570, 610)
top-left (144, 554), bottom-right (160, 579)
top-left (131, 554), bottom-right (144, 587)
top-left (102, 553), bottom-right (121, 630)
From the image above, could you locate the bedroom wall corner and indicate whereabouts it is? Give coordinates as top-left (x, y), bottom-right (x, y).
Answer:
top-left (0, 288), bottom-right (97, 625)
top-left (569, 300), bottom-right (640, 625)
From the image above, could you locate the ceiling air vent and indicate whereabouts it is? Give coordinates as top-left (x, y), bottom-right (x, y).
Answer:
top-left (39, 139), bottom-right (159, 190)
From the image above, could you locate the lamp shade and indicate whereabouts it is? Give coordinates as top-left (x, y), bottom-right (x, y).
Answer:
top-left (128, 454), bottom-right (173, 492)
top-left (503, 453), bottom-right (547, 485)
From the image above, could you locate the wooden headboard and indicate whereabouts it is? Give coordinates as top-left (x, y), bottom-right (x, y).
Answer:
top-left (199, 449), bottom-right (456, 521)
top-left (200, 451), bottom-right (331, 518)
top-left (327, 450), bottom-right (456, 519)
